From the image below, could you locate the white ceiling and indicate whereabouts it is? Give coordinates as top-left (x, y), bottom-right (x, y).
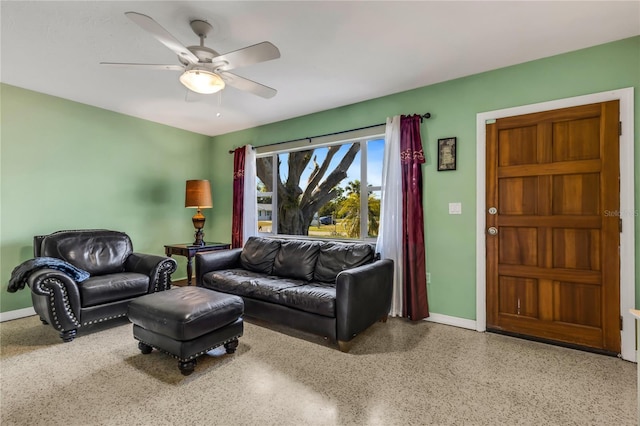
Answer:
top-left (2, 1), bottom-right (639, 137)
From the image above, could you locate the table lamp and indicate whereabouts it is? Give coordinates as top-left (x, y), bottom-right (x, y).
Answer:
top-left (185, 179), bottom-right (213, 246)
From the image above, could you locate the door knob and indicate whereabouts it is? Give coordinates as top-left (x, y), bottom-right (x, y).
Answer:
top-left (488, 207), bottom-right (497, 215)
top-left (487, 227), bottom-right (498, 235)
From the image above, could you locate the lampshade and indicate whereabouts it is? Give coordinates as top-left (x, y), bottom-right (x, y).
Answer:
top-left (179, 67), bottom-right (225, 94)
top-left (185, 180), bottom-right (213, 208)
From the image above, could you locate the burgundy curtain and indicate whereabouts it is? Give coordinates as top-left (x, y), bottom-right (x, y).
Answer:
top-left (400, 115), bottom-right (429, 320)
top-left (231, 147), bottom-right (246, 248)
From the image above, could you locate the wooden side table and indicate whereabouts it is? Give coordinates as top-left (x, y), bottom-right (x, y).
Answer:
top-left (164, 242), bottom-right (231, 286)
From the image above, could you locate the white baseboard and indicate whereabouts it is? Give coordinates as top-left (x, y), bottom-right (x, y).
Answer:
top-left (0, 307), bottom-right (36, 322)
top-left (425, 313), bottom-right (477, 331)
top-left (4, 306), bottom-right (478, 331)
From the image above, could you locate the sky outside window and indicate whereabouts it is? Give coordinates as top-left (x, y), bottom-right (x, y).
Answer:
top-left (278, 139), bottom-right (384, 192)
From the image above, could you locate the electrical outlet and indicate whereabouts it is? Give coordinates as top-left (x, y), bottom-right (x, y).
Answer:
top-left (427, 272), bottom-right (431, 284)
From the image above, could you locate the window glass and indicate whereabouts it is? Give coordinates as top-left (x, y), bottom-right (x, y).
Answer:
top-left (366, 138), bottom-right (384, 238)
top-left (368, 189), bottom-right (381, 238)
top-left (256, 135), bottom-right (383, 241)
top-left (256, 156), bottom-right (273, 233)
top-left (367, 138), bottom-right (385, 188)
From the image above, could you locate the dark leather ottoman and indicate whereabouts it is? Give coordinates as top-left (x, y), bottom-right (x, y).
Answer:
top-left (127, 286), bottom-right (244, 375)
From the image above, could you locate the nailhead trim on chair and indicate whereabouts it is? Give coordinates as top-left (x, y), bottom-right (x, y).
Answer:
top-left (82, 313), bottom-right (127, 326)
top-left (40, 277), bottom-right (80, 331)
top-left (134, 334), bottom-right (242, 362)
top-left (42, 281), bottom-right (127, 330)
top-left (153, 261), bottom-right (177, 292)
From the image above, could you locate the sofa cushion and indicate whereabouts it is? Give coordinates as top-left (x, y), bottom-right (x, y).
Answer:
top-left (202, 269), bottom-right (305, 305)
top-left (272, 240), bottom-right (321, 281)
top-left (40, 230), bottom-right (133, 276)
top-left (314, 242), bottom-right (375, 283)
top-left (240, 237), bottom-right (281, 274)
top-left (79, 272), bottom-right (149, 307)
top-left (279, 282), bottom-right (336, 317)
top-left (202, 270), bottom-right (336, 317)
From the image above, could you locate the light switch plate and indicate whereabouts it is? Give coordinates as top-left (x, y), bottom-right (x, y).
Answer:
top-left (449, 202), bottom-right (462, 215)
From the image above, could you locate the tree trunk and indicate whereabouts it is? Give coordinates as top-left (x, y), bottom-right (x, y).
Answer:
top-left (256, 143), bottom-right (360, 235)
top-left (278, 206), bottom-right (311, 235)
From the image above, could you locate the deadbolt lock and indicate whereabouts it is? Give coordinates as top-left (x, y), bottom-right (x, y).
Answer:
top-left (488, 207), bottom-right (497, 215)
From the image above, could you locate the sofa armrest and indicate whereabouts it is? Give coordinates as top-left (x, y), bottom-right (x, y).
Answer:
top-left (125, 253), bottom-right (177, 292)
top-left (27, 268), bottom-right (82, 331)
top-left (335, 259), bottom-right (394, 342)
top-left (195, 248), bottom-right (242, 286)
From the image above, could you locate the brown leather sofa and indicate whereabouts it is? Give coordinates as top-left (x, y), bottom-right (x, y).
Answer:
top-left (196, 237), bottom-right (393, 351)
top-left (23, 230), bottom-right (177, 342)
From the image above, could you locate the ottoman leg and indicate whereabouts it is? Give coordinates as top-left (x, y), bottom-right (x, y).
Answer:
top-left (224, 338), bottom-right (239, 354)
top-left (138, 341), bottom-right (153, 354)
top-left (179, 359), bottom-right (197, 376)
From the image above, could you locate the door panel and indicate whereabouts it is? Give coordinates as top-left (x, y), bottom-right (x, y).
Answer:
top-left (498, 178), bottom-right (538, 214)
top-left (498, 276), bottom-right (539, 318)
top-left (498, 126), bottom-right (537, 165)
top-left (553, 281), bottom-right (601, 327)
top-left (552, 173), bottom-right (600, 215)
top-left (499, 227), bottom-right (537, 265)
top-left (552, 228), bottom-right (600, 270)
top-left (486, 101), bottom-right (620, 353)
top-left (552, 117), bottom-right (600, 161)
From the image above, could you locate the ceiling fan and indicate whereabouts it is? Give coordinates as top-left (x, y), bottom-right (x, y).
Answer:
top-left (101, 12), bottom-right (280, 98)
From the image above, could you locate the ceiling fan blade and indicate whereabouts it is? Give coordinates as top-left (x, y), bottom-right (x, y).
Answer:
top-left (100, 62), bottom-right (184, 71)
top-left (125, 12), bottom-right (199, 64)
top-left (219, 71), bottom-right (277, 99)
top-left (213, 42), bottom-right (280, 71)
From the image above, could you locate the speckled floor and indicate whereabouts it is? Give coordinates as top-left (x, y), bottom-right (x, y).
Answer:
top-left (0, 315), bottom-right (636, 425)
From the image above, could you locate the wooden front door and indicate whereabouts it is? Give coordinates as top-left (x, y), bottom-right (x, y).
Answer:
top-left (486, 101), bottom-right (620, 354)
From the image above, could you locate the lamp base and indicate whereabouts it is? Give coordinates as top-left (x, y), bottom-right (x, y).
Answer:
top-left (193, 229), bottom-right (205, 246)
top-left (192, 209), bottom-right (206, 246)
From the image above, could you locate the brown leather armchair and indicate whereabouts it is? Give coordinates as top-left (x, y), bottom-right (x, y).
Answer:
top-left (25, 230), bottom-right (177, 342)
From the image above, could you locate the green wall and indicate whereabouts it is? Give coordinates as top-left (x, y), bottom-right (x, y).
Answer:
top-left (0, 84), bottom-right (212, 312)
top-left (2, 36), bottom-right (638, 318)
top-left (207, 36), bottom-right (640, 320)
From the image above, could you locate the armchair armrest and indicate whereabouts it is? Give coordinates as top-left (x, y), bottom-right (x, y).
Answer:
top-left (125, 253), bottom-right (177, 292)
top-left (335, 259), bottom-right (394, 342)
top-left (195, 248), bottom-right (242, 286)
top-left (27, 268), bottom-right (82, 331)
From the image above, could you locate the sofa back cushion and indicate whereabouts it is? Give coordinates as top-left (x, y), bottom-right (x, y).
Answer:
top-left (240, 237), bottom-right (281, 274)
top-left (314, 242), bottom-right (375, 283)
top-left (39, 230), bottom-right (133, 276)
top-left (272, 240), bottom-right (321, 281)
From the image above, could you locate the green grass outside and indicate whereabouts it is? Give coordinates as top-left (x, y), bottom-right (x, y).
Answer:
top-left (258, 220), bottom-right (351, 238)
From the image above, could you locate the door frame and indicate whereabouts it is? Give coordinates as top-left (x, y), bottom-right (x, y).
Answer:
top-left (475, 88), bottom-right (635, 361)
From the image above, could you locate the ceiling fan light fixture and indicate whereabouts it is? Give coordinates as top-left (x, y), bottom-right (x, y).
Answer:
top-left (179, 67), bottom-right (225, 94)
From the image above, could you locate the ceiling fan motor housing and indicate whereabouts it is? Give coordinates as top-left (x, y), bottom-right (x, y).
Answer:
top-left (180, 45), bottom-right (220, 65)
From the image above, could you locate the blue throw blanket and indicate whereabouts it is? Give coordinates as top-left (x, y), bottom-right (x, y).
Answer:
top-left (7, 257), bottom-right (90, 293)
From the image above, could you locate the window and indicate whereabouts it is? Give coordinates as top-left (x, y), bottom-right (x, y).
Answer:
top-left (256, 133), bottom-right (384, 241)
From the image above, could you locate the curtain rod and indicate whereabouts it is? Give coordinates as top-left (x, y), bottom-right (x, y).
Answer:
top-left (228, 112), bottom-right (431, 154)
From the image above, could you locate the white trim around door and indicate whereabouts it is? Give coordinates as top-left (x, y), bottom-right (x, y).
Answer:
top-left (475, 87), bottom-right (635, 362)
